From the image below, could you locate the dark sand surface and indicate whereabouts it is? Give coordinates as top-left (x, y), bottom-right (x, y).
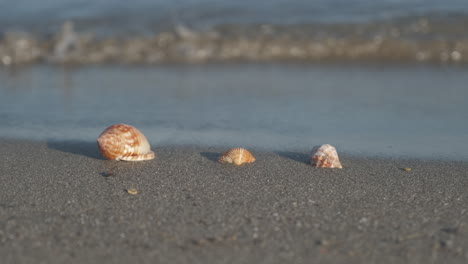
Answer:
top-left (0, 139), bottom-right (467, 263)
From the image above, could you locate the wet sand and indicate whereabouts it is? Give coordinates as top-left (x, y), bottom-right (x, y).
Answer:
top-left (0, 139), bottom-right (467, 263)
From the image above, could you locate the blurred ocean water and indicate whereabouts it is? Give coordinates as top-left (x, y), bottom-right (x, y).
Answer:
top-left (2, 0), bottom-right (468, 31)
top-left (1, 0), bottom-right (468, 64)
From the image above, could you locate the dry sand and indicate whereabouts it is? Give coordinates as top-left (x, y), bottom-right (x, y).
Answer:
top-left (0, 139), bottom-right (467, 263)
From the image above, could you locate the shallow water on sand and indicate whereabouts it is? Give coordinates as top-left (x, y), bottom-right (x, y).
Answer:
top-left (0, 64), bottom-right (467, 159)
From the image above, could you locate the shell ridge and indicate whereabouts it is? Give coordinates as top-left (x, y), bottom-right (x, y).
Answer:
top-left (120, 151), bottom-right (155, 161)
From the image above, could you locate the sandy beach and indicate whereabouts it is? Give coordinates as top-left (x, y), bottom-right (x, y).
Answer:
top-left (0, 139), bottom-right (467, 263)
top-left (2, 1), bottom-right (468, 263)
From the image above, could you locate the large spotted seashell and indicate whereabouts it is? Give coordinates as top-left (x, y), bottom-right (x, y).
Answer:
top-left (311, 144), bottom-right (342, 168)
top-left (218, 148), bottom-right (256, 165)
top-left (97, 124), bottom-right (155, 161)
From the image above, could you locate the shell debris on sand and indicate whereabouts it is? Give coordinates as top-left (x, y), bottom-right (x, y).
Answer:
top-left (311, 144), bottom-right (343, 168)
top-left (218, 148), bottom-right (256, 166)
top-left (97, 124), bottom-right (155, 161)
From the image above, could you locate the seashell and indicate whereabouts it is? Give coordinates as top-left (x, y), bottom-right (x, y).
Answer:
top-left (311, 144), bottom-right (342, 168)
top-left (218, 148), bottom-right (256, 165)
top-left (97, 124), bottom-right (155, 161)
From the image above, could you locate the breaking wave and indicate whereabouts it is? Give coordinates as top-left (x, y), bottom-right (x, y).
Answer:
top-left (1, 15), bottom-right (468, 65)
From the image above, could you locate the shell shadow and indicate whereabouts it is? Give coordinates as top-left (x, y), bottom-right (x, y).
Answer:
top-left (275, 151), bottom-right (310, 165)
top-left (47, 140), bottom-right (103, 160)
top-left (200, 152), bottom-right (219, 162)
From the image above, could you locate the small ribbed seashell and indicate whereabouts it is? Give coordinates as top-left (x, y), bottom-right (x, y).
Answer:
top-left (311, 144), bottom-right (342, 168)
top-left (218, 148), bottom-right (256, 165)
top-left (97, 124), bottom-right (155, 161)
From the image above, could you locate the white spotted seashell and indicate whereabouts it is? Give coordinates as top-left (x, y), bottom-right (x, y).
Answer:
top-left (311, 144), bottom-right (342, 168)
top-left (97, 124), bottom-right (155, 161)
top-left (218, 148), bottom-right (256, 165)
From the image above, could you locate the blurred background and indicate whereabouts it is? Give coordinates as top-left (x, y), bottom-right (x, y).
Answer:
top-left (0, 0), bottom-right (467, 158)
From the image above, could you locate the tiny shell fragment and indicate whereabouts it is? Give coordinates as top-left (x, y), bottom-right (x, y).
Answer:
top-left (311, 144), bottom-right (342, 168)
top-left (127, 188), bottom-right (138, 195)
top-left (403, 168), bottom-right (412, 171)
